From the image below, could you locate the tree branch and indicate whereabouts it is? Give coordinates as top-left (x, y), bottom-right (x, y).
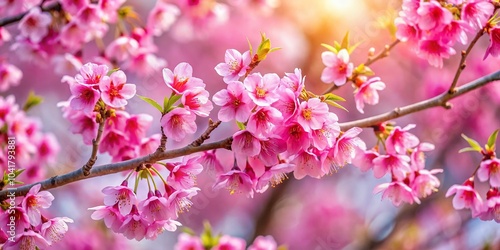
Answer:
top-left (339, 70), bottom-right (500, 131)
top-left (82, 117), bottom-right (106, 176)
top-left (0, 2), bottom-right (62, 27)
top-left (0, 137), bottom-right (233, 201)
top-left (448, 29), bottom-right (485, 94)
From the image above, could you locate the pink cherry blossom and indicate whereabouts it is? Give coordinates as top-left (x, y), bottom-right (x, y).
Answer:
top-left (160, 108), bottom-right (197, 142)
top-left (213, 168), bottom-right (255, 197)
top-left (147, 2), bottom-right (180, 36)
top-left (119, 206), bottom-right (148, 241)
top-left (311, 113), bottom-right (340, 150)
top-left (479, 189), bottom-right (500, 222)
top-left (60, 0), bottom-right (88, 15)
top-left (75, 62), bottom-right (109, 86)
top-left (372, 153), bottom-right (411, 180)
top-left (34, 133), bottom-right (60, 163)
top-left (446, 179), bottom-right (484, 217)
top-left (0, 61), bottom-right (22, 92)
top-left (439, 20), bottom-right (469, 45)
top-left (374, 181), bottom-right (421, 206)
top-left (410, 142), bottom-right (435, 171)
top-left (167, 156), bottom-right (204, 189)
top-left (297, 98), bottom-right (329, 132)
top-left (174, 233), bottom-right (204, 250)
top-left (258, 136), bottom-right (287, 166)
top-left (0, 207), bottom-right (30, 235)
top-left (163, 62), bottom-right (205, 94)
top-left (417, 39), bottom-right (456, 68)
top-left (212, 81), bottom-right (253, 122)
top-left (354, 77), bottom-right (386, 113)
top-left (99, 129), bottom-right (128, 156)
top-left (249, 235), bottom-right (278, 250)
top-left (166, 186), bottom-right (200, 216)
top-left (416, 1), bottom-right (452, 31)
top-left (124, 114), bottom-right (153, 145)
top-left (271, 88), bottom-right (299, 122)
top-left (213, 235), bottom-right (247, 250)
top-left (146, 220), bottom-right (182, 240)
top-left (99, 0), bottom-right (126, 22)
top-left (105, 36), bottom-right (139, 62)
top-left (244, 73), bottom-right (281, 106)
top-left (280, 68), bottom-right (305, 96)
top-left (247, 106), bottom-right (283, 136)
top-left (321, 49), bottom-right (353, 86)
top-left (232, 130), bottom-right (262, 158)
top-left (139, 191), bottom-right (171, 222)
top-left (293, 149), bottom-right (323, 179)
top-left (89, 205), bottom-right (125, 232)
top-left (256, 162), bottom-right (294, 193)
top-left (0, 27), bottom-right (11, 46)
top-left (59, 21), bottom-right (89, 50)
top-left (352, 149), bottom-right (379, 172)
top-left (484, 27), bottom-right (500, 59)
top-left (181, 87), bottom-right (213, 117)
top-left (122, 49), bottom-right (167, 77)
top-left (331, 127), bottom-right (366, 167)
top-left (215, 49), bottom-right (251, 82)
top-left (102, 184), bottom-right (137, 216)
top-left (69, 82), bottom-right (100, 114)
top-left (21, 184), bottom-right (54, 226)
top-left (477, 158), bottom-right (500, 187)
top-left (3, 230), bottom-right (50, 250)
top-left (410, 169), bottom-right (442, 198)
top-left (52, 53), bottom-right (83, 75)
top-left (461, 0), bottom-right (494, 29)
top-left (41, 217), bottom-right (74, 244)
top-left (394, 17), bottom-right (420, 43)
top-left (99, 70), bottom-right (136, 108)
top-left (278, 122), bottom-right (311, 155)
top-left (385, 124), bottom-right (420, 155)
top-left (18, 7), bottom-right (52, 43)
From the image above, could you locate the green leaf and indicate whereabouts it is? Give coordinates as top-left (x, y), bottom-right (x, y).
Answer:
top-left (353, 64), bottom-right (374, 76)
top-left (341, 32), bottom-right (350, 51)
top-left (137, 95), bottom-right (163, 113)
top-left (23, 91), bottom-right (43, 112)
top-left (458, 147), bottom-right (481, 153)
top-left (321, 43), bottom-right (338, 54)
top-left (247, 37), bottom-right (254, 55)
top-left (347, 41), bottom-right (363, 54)
top-left (460, 134), bottom-right (482, 152)
top-left (486, 129), bottom-right (499, 150)
top-left (236, 121), bottom-right (246, 130)
top-left (323, 93), bottom-right (346, 102)
top-left (107, 68), bottom-right (121, 76)
top-left (324, 100), bottom-right (348, 111)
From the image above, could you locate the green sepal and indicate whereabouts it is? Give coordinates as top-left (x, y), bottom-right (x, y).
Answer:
top-left (353, 64), bottom-right (374, 76)
top-left (200, 221), bottom-right (220, 249)
top-left (486, 129), bottom-right (499, 152)
top-left (236, 121), bottom-right (246, 130)
top-left (137, 95), bottom-right (163, 114)
top-left (23, 91), bottom-right (43, 112)
top-left (164, 94), bottom-right (182, 114)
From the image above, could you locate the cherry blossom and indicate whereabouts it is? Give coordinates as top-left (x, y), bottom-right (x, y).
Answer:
top-left (160, 108), bottom-right (197, 142)
top-left (21, 184), bottom-right (55, 226)
top-left (69, 82), bottom-right (100, 114)
top-left (213, 235), bottom-right (247, 250)
top-left (163, 62), bottom-right (205, 94)
top-left (41, 217), bottom-right (74, 244)
top-left (213, 81), bottom-right (253, 122)
top-left (99, 70), bottom-right (136, 108)
top-left (181, 87), bottom-right (214, 117)
top-left (477, 158), bottom-right (500, 187)
top-left (461, 0), bottom-right (494, 29)
top-left (0, 61), bottom-right (22, 92)
top-left (374, 181), bottom-right (421, 206)
top-left (244, 73), bottom-right (281, 106)
top-left (174, 233), bottom-right (204, 250)
top-left (18, 7), bottom-right (52, 43)
top-left (215, 49), bottom-right (251, 82)
top-left (297, 98), bottom-right (329, 132)
top-left (102, 183), bottom-right (137, 216)
top-left (416, 1), bottom-right (452, 31)
top-left (484, 27), bottom-right (500, 59)
top-left (321, 49), bottom-right (353, 86)
top-left (446, 179), bottom-right (484, 217)
top-left (148, 2), bottom-right (180, 36)
top-left (354, 77), bottom-right (386, 113)
top-left (89, 205), bottom-right (125, 232)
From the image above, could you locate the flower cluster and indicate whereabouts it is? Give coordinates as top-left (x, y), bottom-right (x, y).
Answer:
top-left (58, 62), bottom-right (160, 162)
top-left (160, 62), bottom-right (213, 142)
top-left (395, 0), bottom-right (497, 67)
top-left (0, 95), bottom-right (59, 184)
top-left (353, 123), bottom-right (442, 206)
top-left (0, 184), bottom-right (72, 249)
top-left (446, 131), bottom-right (499, 222)
top-left (211, 49), bottom-right (367, 198)
top-left (89, 154), bottom-right (205, 240)
top-left (175, 231), bottom-right (281, 250)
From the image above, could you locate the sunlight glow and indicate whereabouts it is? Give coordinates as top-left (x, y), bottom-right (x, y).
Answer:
top-left (323, 0), bottom-right (359, 14)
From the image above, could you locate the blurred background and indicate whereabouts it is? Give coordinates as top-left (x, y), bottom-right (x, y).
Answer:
top-left (1, 0), bottom-right (500, 249)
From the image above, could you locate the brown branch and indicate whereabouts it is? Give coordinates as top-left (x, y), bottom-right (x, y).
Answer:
top-left (448, 30), bottom-right (485, 94)
top-left (0, 137), bottom-right (233, 200)
top-left (339, 70), bottom-right (500, 131)
top-left (0, 2), bottom-right (62, 27)
top-left (82, 117), bottom-right (106, 176)
top-left (157, 126), bottom-right (168, 153)
top-left (189, 119), bottom-right (222, 147)
top-left (322, 39), bottom-right (400, 95)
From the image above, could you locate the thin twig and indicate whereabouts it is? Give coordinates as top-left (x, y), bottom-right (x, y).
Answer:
top-left (0, 137), bottom-right (234, 200)
top-left (0, 2), bottom-right (62, 27)
top-left (339, 70), bottom-right (500, 130)
top-left (448, 30), bottom-right (485, 94)
top-left (157, 126), bottom-right (168, 153)
top-left (322, 39), bottom-right (400, 95)
top-left (189, 119), bottom-right (222, 147)
top-left (82, 117), bottom-right (106, 176)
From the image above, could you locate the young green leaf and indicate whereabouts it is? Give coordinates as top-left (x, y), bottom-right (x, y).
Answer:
top-left (23, 91), bottom-right (43, 112)
top-left (486, 129), bottom-right (499, 150)
top-left (341, 32), bottom-right (350, 51)
top-left (137, 95), bottom-right (163, 113)
top-left (460, 134), bottom-right (482, 152)
top-left (321, 43), bottom-right (338, 54)
top-left (324, 100), bottom-right (348, 111)
top-left (323, 93), bottom-right (346, 102)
